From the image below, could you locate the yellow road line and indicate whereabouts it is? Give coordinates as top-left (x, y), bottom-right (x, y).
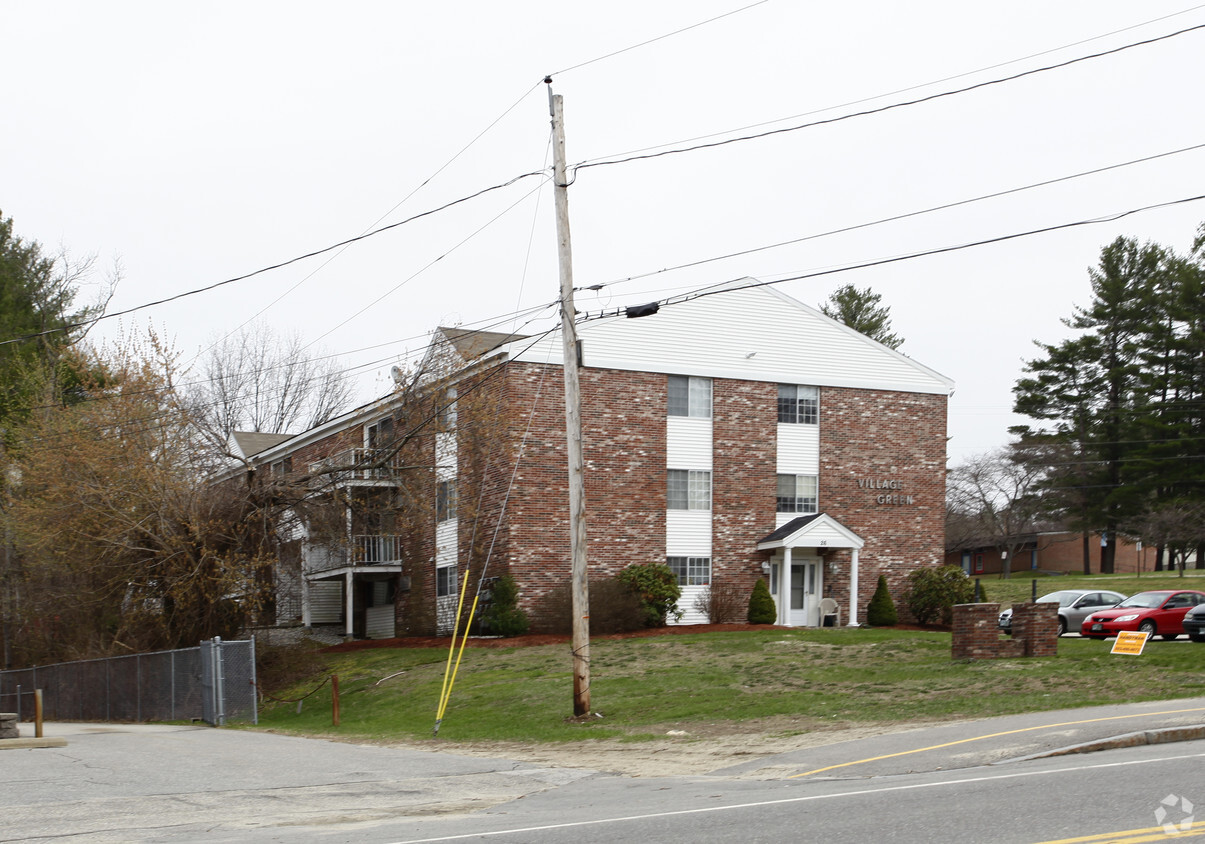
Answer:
top-left (788, 706), bottom-right (1205, 778)
top-left (1034, 819), bottom-right (1205, 842)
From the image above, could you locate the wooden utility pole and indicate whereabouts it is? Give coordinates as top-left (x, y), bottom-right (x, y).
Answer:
top-left (547, 78), bottom-right (590, 716)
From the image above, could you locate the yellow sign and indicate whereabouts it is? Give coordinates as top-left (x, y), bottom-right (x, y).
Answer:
top-left (1111, 630), bottom-right (1149, 655)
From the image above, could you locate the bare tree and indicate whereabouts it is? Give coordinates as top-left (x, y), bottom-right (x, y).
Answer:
top-left (947, 447), bottom-right (1047, 578)
top-left (189, 324), bottom-right (354, 454)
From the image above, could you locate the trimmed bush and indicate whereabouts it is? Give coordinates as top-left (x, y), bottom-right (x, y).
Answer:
top-left (479, 574), bottom-right (529, 637)
top-left (866, 574), bottom-right (898, 627)
top-left (747, 578), bottom-right (776, 624)
top-left (537, 580), bottom-right (646, 635)
top-left (617, 563), bottom-right (682, 627)
top-left (901, 565), bottom-right (975, 626)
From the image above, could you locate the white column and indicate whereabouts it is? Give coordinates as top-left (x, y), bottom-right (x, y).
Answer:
top-left (781, 547), bottom-right (792, 626)
top-left (344, 570), bottom-right (354, 638)
top-left (847, 548), bottom-right (860, 626)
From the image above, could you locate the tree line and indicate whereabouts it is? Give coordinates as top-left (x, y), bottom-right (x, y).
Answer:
top-left (950, 223), bottom-right (1205, 576)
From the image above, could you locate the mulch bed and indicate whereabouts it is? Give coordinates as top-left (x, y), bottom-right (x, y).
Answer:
top-left (320, 622), bottom-right (944, 652)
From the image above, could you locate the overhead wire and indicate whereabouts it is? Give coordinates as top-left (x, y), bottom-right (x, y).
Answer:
top-left (547, 0), bottom-right (771, 78)
top-left (580, 141), bottom-right (1205, 293)
top-left (573, 4), bottom-right (1205, 164)
top-left (571, 22), bottom-right (1205, 174)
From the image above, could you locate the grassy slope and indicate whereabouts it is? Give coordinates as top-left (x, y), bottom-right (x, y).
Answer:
top-left (975, 571), bottom-right (1205, 609)
top-left (252, 620), bottom-right (1205, 745)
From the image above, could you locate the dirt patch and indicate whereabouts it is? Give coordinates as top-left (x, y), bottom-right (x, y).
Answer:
top-left (356, 715), bottom-right (943, 778)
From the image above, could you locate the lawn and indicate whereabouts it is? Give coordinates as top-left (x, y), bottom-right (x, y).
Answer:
top-left (252, 620), bottom-right (1205, 745)
top-left (973, 570), bottom-right (1205, 609)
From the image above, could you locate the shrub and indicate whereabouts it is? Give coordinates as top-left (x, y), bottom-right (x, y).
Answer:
top-left (616, 563), bottom-right (682, 627)
top-left (901, 565), bottom-right (975, 626)
top-left (866, 575), bottom-right (898, 626)
top-left (747, 578), bottom-right (776, 624)
top-left (478, 574), bottom-right (529, 637)
top-left (537, 579), bottom-right (647, 635)
top-left (693, 584), bottom-right (746, 623)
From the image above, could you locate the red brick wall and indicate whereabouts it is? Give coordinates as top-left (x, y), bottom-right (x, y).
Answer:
top-left (416, 363), bottom-right (948, 633)
top-left (501, 362), bottom-right (667, 628)
top-left (713, 379), bottom-right (777, 597)
top-left (819, 388), bottom-right (947, 622)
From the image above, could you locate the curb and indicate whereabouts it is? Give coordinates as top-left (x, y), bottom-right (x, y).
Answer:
top-left (0, 736), bottom-right (68, 750)
top-left (1011, 724), bottom-right (1205, 763)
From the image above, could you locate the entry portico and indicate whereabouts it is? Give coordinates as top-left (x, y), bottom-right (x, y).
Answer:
top-left (757, 513), bottom-right (864, 627)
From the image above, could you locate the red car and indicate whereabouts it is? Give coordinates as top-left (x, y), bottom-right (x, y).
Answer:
top-left (1082, 590), bottom-right (1205, 640)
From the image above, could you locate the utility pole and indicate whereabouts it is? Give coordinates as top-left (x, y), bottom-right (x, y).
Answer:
top-left (547, 78), bottom-right (590, 716)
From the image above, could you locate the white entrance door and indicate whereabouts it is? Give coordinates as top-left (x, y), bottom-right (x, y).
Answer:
top-left (788, 558), bottom-right (822, 626)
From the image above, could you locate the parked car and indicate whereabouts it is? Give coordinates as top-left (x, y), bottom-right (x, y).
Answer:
top-left (1081, 590), bottom-right (1205, 640)
top-left (1183, 603), bottom-right (1205, 642)
top-left (998, 590), bottom-right (1126, 637)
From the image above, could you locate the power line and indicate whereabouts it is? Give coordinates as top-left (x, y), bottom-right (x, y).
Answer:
top-left (577, 193), bottom-right (1205, 323)
top-left (0, 170), bottom-right (546, 350)
top-left (547, 0), bottom-right (770, 78)
top-left (581, 141), bottom-right (1205, 293)
top-left (574, 4), bottom-right (1205, 166)
top-left (572, 22), bottom-right (1205, 174)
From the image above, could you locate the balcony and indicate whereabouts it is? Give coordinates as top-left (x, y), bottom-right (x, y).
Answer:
top-left (304, 535), bottom-right (404, 576)
top-left (354, 534), bottom-right (404, 565)
top-left (309, 448), bottom-right (403, 486)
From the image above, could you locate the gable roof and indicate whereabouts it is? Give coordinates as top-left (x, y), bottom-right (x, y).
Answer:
top-left (438, 326), bottom-right (529, 361)
top-left (230, 431), bottom-right (294, 460)
top-left (758, 513), bottom-right (865, 550)
top-left (503, 284), bottom-right (953, 395)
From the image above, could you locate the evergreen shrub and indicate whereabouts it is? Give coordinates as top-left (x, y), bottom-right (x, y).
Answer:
top-left (747, 578), bottom-right (776, 624)
top-left (866, 574), bottom-right (898, 626)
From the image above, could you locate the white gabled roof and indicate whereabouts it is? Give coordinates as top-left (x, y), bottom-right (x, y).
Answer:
top-left (505, 284), bottom-right (953, 395)
top-left (758, 513), bottom-right (865, 551)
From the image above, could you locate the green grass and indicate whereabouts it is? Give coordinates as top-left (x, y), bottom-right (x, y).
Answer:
top-left (976, 570), bottom-right (1205, 610)
top-left (249, 625), bottom-right (1205, 745)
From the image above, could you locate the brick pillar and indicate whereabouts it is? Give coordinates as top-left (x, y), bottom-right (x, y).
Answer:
top-left (1011, 602), bottom-right (1059, 657)
top-left (952, 603), bottom-right (1003, 660)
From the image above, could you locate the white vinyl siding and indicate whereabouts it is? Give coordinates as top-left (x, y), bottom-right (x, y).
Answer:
top-left (308, 581), bottom-right (343, 624)
top-left (667, 416), bottom-right (712, 468)
top-left (365, 605), bottom-right (395, 639)
top-left (666, 511), bottom-right (711, 556)
top-left (776, 423), bottom-right (819, 475)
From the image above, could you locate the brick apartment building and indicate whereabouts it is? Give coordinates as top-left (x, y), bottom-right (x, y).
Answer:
top-left (236, 284), bottom-right (954, 637)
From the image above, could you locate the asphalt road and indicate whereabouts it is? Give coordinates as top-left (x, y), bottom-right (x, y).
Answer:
top-left (3, 699), bottom-right (1205, 843)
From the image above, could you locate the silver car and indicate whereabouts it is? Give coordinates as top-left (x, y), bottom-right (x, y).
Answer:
top-left (998, 589), bottom-right (1127, 637)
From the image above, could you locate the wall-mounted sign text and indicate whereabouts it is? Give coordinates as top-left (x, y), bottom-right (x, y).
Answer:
top-left (857, 477), bottom-right (914, 505)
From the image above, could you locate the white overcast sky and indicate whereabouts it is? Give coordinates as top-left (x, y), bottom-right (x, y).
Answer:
top-left (3, 1), bottom-right (1204, 462)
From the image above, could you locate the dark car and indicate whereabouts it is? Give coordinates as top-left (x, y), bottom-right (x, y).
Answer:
top-left (998, 589), bottom-right (1126, 637)
top-left (1183, 603), bottom-right (1205, 642)
top-left (1082, 590), bottom-right (1205, 640)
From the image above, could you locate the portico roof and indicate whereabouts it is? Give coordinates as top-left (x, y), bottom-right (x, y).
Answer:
top-left (757, 513), bottom-right (864, 551)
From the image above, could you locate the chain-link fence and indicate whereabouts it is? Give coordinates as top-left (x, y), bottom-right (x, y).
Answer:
top-left (0, 638), bottom-right (257, 726)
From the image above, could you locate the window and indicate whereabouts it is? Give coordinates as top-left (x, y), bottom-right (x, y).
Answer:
top-left (776, 474), bottom-right (817, 514)
top-left (778, 384), bottom-right (818, 424)
top-left (270, 457), bottom-right (292, 477)
top-left (367, 416), bottom-right (394, 448)
top-left (436, 564), bottom-right (457, 597)
top-left (440, 386), bottom-right (458, 429)
top-left (668, 375), bottom-right (711, 418)
top-left (667, 556), bottom-right (711, 586)
top-left (437, 480), bottom-right (457, 522)
top-left (668, 469), bottom-right (711, 510)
